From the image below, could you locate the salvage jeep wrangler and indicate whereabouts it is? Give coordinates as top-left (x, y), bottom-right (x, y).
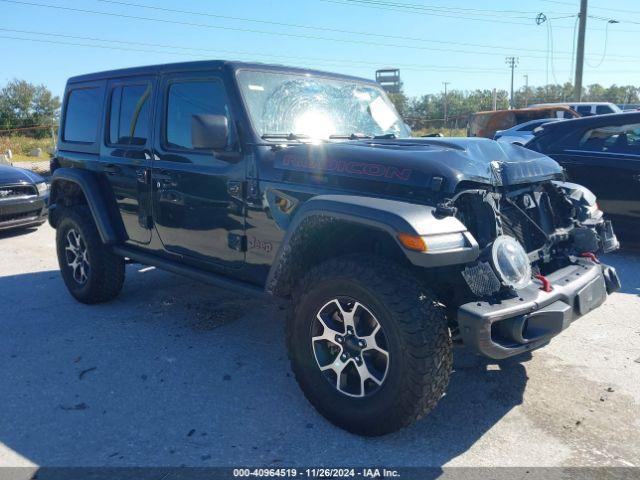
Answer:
top-left (49, 61), bottom-right (621, 436)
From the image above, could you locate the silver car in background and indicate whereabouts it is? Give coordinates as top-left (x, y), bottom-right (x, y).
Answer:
top-left (493, 118), bottom-right (559, 145)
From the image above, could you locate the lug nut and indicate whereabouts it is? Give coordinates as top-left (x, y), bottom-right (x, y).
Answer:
top-left (358, 340), bottom-right (366, 348)
top-left (336, 336), bottom-right (343, 343)
top-left (340, 354), bottom-right (348, 361)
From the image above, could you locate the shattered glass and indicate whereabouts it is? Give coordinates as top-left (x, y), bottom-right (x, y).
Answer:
top-left (237, 70), bottom-right (409, 140)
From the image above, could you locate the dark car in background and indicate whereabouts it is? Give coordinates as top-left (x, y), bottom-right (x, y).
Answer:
top-left (527, 112), bottom-right (640, 245)
top-left (0, 163), bottom-right (49, 231)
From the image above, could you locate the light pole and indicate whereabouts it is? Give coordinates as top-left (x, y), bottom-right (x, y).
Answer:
top-left (523, 74), bottom-right (529, 108)
top-left (443, 81), bottom-right (450, 127)
top-left (574, 0), bottom-right (588, 101)
top-left (505, 57), bottom-right (519, 109)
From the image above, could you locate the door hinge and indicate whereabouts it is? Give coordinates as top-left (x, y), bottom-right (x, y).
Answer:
top-left (228, 233), bottom-right (247, 252)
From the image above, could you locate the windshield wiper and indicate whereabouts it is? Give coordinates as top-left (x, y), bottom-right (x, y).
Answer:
top-left (329, 133), bottom-right (373, 140)
top-left (373, 133), bottom-right (397, 139)
top-left (261, 133), bottom-right (327, 142)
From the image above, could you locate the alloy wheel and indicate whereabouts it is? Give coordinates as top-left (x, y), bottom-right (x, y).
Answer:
top-left (64, 228), bottom-right (90, 285)
top-left (311, 298), bottom-right (390, 398)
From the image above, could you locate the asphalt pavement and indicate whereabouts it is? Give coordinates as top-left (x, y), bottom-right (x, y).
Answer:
top-left (1, 225), bottom-right (639, 471)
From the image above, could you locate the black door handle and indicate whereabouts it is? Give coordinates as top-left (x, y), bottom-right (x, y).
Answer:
top-left (103, 163), bottom-right (121, 175)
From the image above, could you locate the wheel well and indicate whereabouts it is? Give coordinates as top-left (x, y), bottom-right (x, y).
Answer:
top-left (49, 180), bottom-right (88, 227)
top-left (267, 215), bottom-right (410, 297)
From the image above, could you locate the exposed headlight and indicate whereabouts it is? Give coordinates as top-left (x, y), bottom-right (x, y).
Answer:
top-left (490, 235), bottom-right (531, 290)
top-left (36, 182), bottom-right (49, 195)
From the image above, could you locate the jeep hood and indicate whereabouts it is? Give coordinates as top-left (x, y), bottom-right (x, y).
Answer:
top-left (272, 137), bottom-right (563, 194)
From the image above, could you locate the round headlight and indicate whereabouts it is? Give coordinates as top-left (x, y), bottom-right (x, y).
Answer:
top-left (490, 235), bottom-right (532, 290)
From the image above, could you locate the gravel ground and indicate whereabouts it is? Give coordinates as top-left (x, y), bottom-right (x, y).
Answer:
top-left (0, 225), bottom-right (639, 471)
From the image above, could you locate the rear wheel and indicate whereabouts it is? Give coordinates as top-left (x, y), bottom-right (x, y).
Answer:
top-left (56, 206), bottom-right (125, 304)
top-left (286, 255), bottom-right (452, 436)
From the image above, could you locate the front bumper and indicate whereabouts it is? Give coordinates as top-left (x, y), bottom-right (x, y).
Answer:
top-left (457, 259), bottom-right (620, 359)
top-left (0, 193), bottom-right (48, 231)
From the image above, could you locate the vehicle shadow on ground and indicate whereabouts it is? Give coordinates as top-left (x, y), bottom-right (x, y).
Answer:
top-left (602, 251), bottom-right (640, 296)
top-left (0, 266), bottom-right (530, 470)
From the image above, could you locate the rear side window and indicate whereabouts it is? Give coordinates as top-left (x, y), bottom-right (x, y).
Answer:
top-left (109, 84), bottom-right (152, 145)
top-left (596, 105), bottom-right (613, 115)
top-left (63, 88), bottom-right (101, 143)
top-left (578, 123), bottom-right (640, 154)
top-left (575, 105), bottom-right (592, 116)
top-left (165, 80), bottom-right (232, 150)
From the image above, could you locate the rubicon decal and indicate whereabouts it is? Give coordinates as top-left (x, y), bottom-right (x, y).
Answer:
top-left (278, 155), bottom-right (412, 181)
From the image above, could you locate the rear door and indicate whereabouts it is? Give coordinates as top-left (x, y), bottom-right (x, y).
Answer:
top-left (100, 76), bottom-right (156, 244)
top-left (150, 71), bottom-right (246, 268)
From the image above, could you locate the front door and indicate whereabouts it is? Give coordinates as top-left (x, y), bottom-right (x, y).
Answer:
top-left (101, 76), bottom-right (156, 244)
top-left (151, 71), bottom-right (245, 268)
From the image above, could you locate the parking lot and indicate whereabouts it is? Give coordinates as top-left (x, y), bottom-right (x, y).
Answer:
top-left (1, 224), bottom-right (639, 470)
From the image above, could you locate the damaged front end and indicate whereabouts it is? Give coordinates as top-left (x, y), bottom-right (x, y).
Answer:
top-left (446, 179), bottom-right (621, 359)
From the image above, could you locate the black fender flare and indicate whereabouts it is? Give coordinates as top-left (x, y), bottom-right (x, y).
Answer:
top-left (265, 194), bottom-right (478, 296)
top-left (48, 168), bottom-right (123, 245)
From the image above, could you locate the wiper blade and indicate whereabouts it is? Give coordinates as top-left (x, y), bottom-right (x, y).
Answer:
top-left (260, 133), bottom-right (327, 142)
top-left (329, 133), bottom-right (373, 140)
top-left (373, 133), bottom-right (397, 139)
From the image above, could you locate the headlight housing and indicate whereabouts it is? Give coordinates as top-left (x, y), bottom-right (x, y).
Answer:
top-left (490, 235), bottom-right (531, 290)
top-left (36, 182), bottom-right (48, 196)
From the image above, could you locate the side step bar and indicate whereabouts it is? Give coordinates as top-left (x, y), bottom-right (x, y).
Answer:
top-left (112, 246), bottom-right (266, 298)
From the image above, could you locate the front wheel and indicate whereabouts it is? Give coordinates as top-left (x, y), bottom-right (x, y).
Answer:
top-left (286, 255), bottom-right (452, 436)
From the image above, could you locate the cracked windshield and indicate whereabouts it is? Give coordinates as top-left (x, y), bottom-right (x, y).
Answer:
top-left (237, 70), bottom-right (410, 140)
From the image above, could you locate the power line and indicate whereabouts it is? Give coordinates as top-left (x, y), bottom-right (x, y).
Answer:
top-left (3, 0), bottom-right (637, 63)
top-left (0, 27), bottom-right (544, 73)
top-left (331, 0), bottom-right (640, 32)
top-left (93, 0), bottom-right (577, 56)
top-left (3, 31), bottom-right (638, 77)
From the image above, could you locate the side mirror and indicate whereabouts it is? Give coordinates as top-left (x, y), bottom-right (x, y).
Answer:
top-left (191, 114), bottom-right (229, 150)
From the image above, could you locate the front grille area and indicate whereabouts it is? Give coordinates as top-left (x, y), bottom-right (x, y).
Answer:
top-left (0, 209), bottom-right (40, 223)
top-left (500, 204), bottom-right (547, 253)
top-left (0, 184), bottom-right (38, 199)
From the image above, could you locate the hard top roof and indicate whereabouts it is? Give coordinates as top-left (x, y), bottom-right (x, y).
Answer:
top-left (66, 60), bottom-right (377, 85)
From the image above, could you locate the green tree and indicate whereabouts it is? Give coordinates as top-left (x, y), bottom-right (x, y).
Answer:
top-left (0, 79), bottom-right (61, 135)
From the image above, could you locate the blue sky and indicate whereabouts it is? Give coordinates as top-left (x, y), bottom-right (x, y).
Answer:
top-left (2, 0), bottom-right (639, 99)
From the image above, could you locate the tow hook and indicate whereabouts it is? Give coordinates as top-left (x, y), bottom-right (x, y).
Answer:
top-left (581, 252), bottom-right (600, 263)
top-left (534, 274), bottom-right (553, 292)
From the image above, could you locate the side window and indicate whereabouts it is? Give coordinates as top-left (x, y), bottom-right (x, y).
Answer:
top-left (63, 87), bottom-right (101, 143)
top-left (109, 84), bottom-right (151, 145)
top-left (165, 79), bottom-right (234, 150)
top-left (596, 105), bottom-right (612, 115)
top-left (578, 123), bottom-right (640, 154)
top-left (576, 105), bottom-right (592, 116)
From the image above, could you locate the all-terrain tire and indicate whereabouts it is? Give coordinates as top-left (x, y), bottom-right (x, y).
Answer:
top-left (286, 254), bottom-right (452, 436)
top-left (56, 205), bottom-right (125, 304)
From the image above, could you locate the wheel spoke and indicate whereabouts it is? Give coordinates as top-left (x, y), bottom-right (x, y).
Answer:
top-left (332, 300), bottom-right (359, 333)
top-left (312, 311), bottom-right (344, 344)
top-left (360, 324), bottom-right (389, 357)
top-left (355, 360), bottom-right (382, 396)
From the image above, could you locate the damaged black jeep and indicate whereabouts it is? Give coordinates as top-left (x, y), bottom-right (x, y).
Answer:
top-left (49, 61), bottom-right (620, 436)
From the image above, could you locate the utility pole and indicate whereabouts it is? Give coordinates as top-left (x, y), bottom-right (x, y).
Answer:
top-left (574, 0), bottom-right (588, 101)
top-left (442, 81), bottom-right (450, 127)
top-left (523, 74), bottom-right (529, 108)
top-left (505, 57), bottom-right (518, 109)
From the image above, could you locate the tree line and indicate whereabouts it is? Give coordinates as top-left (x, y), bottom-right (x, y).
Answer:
top-left (390, 83), bottom-right (640, 130)
top-left (1, 78), bottom-right (638, 137)
top-left (0, 79), bottom-right (61, 137)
